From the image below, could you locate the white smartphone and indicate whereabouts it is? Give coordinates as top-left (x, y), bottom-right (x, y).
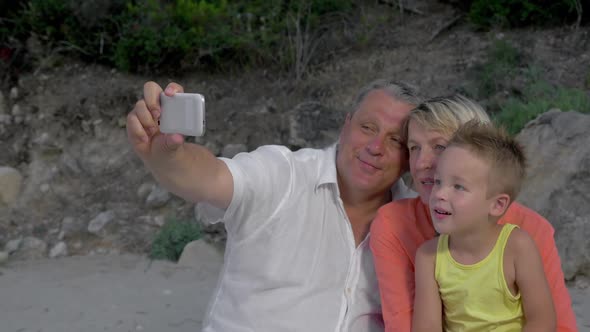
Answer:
top-left (159, 92), bottom-right (206, 136)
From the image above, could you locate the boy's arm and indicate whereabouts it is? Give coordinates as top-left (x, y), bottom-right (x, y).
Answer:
top-left (511, 229), bottom-right (557, 332)
top-left (370, 216), bottom-right (414, 332)
top-left (411, 239), bottom-right (442, 332)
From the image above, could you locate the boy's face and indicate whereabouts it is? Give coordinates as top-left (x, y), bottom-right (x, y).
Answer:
top-left (428, 146), bottom-right (497, 235)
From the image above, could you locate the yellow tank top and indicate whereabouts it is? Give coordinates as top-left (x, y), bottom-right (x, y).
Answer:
top-left (435, 223), bottom-right (524, 332)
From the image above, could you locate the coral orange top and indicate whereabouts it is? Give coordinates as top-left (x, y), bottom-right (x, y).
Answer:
top-left (370, 198), bottom-right (578, 332)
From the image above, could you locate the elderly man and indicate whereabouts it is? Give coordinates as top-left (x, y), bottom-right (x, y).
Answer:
top-left (127, 79), bottom-right (420, 331)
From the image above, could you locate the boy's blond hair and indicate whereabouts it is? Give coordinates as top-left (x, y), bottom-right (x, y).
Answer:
top-left (448, 120), bottom-right (527, 202)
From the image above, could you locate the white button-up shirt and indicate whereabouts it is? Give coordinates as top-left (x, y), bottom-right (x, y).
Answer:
top-left (198, 144), bottom-right (416, 332)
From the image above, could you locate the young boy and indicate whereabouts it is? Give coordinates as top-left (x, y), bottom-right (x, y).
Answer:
top-left (411, 121), bottom-right (557, 332)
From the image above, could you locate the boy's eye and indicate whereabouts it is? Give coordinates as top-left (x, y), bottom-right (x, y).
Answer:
top-left (454, 184), bottom-right (465, 191)
top-left (408, 145), bottom-right (419, 152)
top-left (434, 179), bottom-right (441, 186)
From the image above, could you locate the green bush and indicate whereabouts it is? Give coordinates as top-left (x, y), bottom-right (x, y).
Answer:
top-left (474, 39), bottom-right (523, 96)
top-left (443, 0), bottom-right (585, 28)
top-left (150, 219), bottom-right (202, 262)
top-left (1, 0), bottom-right (357, 74)
top-left (494, 83), bottom-right (590, 134)
top-left (468, 40), bottom-right (590, 135)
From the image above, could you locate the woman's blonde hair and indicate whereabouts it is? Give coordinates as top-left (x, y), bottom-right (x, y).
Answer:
top-left (402, 94), bottom-right (491, 143)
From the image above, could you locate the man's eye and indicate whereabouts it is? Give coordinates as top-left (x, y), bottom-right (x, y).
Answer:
top-left (390, 136), bottom-right (402, 146)
top-left (408, 145), bottom-right (419, 152)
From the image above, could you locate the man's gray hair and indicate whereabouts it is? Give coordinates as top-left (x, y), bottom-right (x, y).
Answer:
top-left (352, 79), bottom-right (422, 113)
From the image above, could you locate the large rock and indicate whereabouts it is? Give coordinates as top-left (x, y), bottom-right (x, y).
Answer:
top-left (178, 239), bottom-right (223, 268)
top-left (517, 110), bottom-right (590, 280)
top-left (11, 236), bottom-right (48, 260)
top-left (0, 166), bottom-right (23, 206)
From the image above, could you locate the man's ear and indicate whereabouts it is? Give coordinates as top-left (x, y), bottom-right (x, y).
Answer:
top-left (345, 112), bottom-right (352, 123)
top-left (489, 193), bottom-right (511, 217)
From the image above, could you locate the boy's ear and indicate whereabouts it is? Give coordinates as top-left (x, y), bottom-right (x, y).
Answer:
top-left (489, 193), bottom-right (511, 217)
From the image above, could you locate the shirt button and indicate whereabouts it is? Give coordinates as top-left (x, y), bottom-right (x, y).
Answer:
top-left (346, 288), bottom-right (351, 295)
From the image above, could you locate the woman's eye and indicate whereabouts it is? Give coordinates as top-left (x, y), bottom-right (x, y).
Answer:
top-left (435, 144), bottom-right (446, 151)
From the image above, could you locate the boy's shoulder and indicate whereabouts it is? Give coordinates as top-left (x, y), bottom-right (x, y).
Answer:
top-left (505, 226), bottom-right (538, 256)
top-left (417, 236), bottom-right (439, 259)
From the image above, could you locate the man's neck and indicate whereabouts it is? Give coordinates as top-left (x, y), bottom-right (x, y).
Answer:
top-left (340, 188), bottom-right (392, 246)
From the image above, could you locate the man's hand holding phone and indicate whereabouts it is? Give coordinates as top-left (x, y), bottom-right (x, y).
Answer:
top-left (127, 82), bottom-right (205, 163)
top-left (127, 81), bottom-right (231, 208)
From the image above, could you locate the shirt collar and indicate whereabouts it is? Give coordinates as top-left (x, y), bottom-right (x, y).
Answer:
top-left (316, 143), bottom-right (339, 189)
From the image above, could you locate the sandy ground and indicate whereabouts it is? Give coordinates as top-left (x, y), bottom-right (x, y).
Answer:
top-left (1, 254), bottom-right (588, 332)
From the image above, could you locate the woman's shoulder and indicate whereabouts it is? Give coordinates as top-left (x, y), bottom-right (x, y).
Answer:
top-left (503, 202), bottom-right (555, 234)
top-left (377, 197), bottom-right (423, 218)
top-left (373, 197), bottom-right (429, 233)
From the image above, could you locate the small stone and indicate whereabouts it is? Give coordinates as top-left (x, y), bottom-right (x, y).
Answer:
top-left (88, 211), bottom-right (116, 235)
top-left (575, 277), bottom-right (589, 290)
top-left (145, 186), bottom-right (170, 208)
top-left (11, 104), bottom-right (22, 116)
top-left (0, 251), bottom-right (8, 264)
top-left (0, 167), bottom-right (23, 206)
top-left (5, 237), bottom-right (22, 254)
top-left (137, 183), bottom-right (154, 200)
top-left (0, 114), bottom-right (11, 124)
top-left (9, 87), bottom-right (18, 100)
top-left (49, 242), bottom-right (68, 258)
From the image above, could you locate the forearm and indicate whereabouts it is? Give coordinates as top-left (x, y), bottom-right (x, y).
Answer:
top-left (144, 142), bottom-right (231, 207)
top-left (370, 221), bottom-right (415, 332)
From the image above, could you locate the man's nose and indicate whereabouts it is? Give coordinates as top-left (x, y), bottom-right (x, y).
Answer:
top-left (366, 135), bottom-right (385, 155)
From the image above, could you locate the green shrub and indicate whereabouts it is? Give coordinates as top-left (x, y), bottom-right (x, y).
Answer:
top-left (1, 0), bottom-right (357, 74)
top-left (150, 219), bottom-right (202, 262)
top-left (468, 40), bottom-right (590, 135)
top-left (494, 82), bottom-right (590, 134)
top-left (443, 0), bottom-right (585, 28)
top-left (474, 39), bottom-right (523, 96)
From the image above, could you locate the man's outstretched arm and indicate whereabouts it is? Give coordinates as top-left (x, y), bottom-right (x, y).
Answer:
top-left (127, 81), bottom-right (233, 208)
